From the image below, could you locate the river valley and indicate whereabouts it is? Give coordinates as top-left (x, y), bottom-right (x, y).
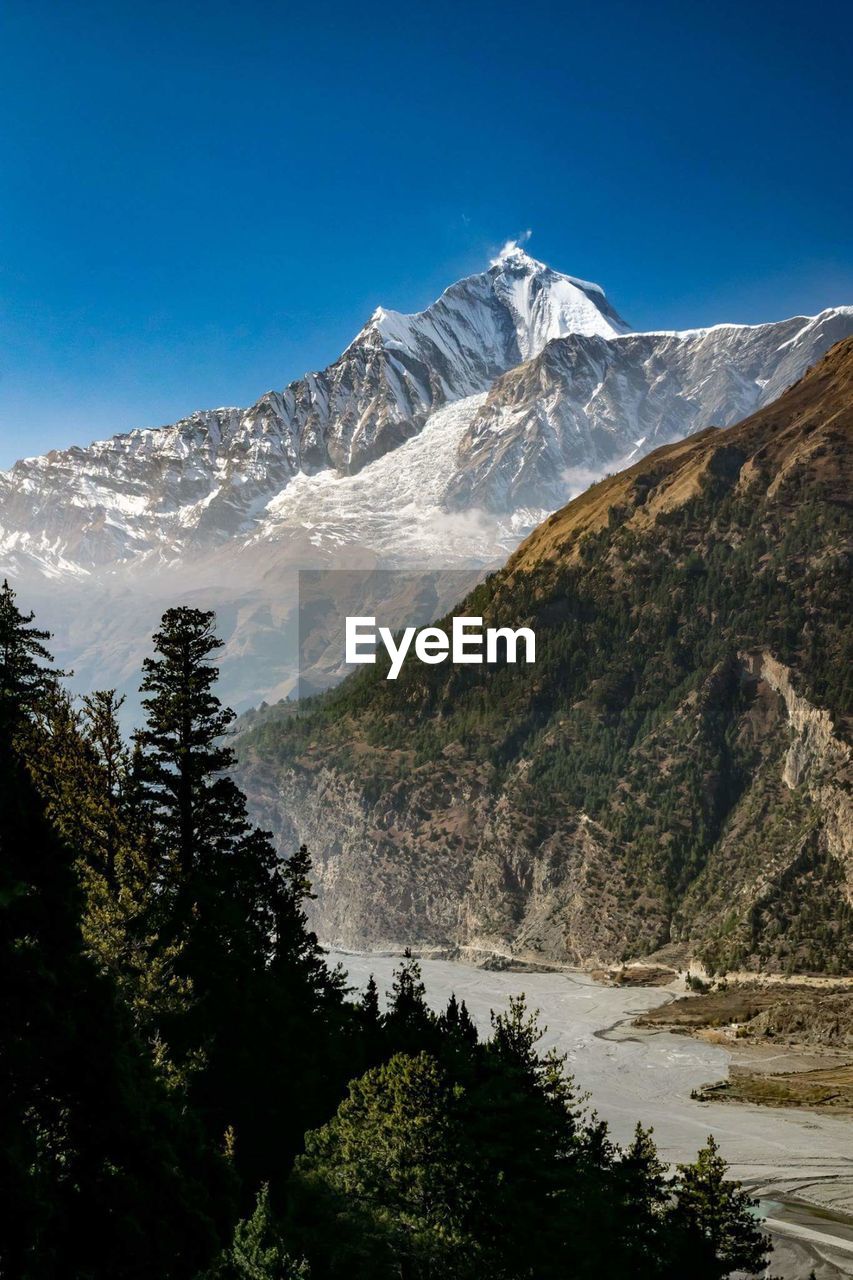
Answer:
top-left (329, 951), bottom-right (853, 1280)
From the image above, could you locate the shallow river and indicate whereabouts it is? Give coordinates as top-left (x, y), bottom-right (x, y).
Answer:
top-left (329, 951), bottom-right (853, 1280)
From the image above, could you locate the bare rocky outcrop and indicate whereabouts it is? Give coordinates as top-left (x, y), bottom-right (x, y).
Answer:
top-left (744, 993), bottom-right (853, 1048)
top-left (747, 650), bottom-right (851, 790)
top-left (740, 650), bottom-right (852, 892)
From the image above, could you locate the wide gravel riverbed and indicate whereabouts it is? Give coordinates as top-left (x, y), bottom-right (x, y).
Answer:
top-left (329, 951), bottom-right (853, 1280)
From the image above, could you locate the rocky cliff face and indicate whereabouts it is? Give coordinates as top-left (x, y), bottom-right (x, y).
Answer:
top-left (752, 650), bottom-right (850, 792)
top-left (244, 659), bottom-right (851, 972)
top-left (675, 650), bottom-right (853, 970)
top-left (236, 340), bottom-right (853, 974)
top-left (242, 741), bottom-right (650, 967)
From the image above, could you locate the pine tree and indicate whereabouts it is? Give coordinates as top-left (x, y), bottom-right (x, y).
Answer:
top-left (613, 1124), bottom-right (670, 1276)
top-left (386, 949), bottom-right (429, 1026)
top-left (295, 1053), bottom-right (479, 1279)
top-left (442, 991), bottom-right (462, 1031)
top-left (81, 690), bottom-right (130, 884)
top-left (269, 843), bottom-right (330, 987)
top-left (133, 607), bottom-right (345, 1188)
top-left (0, 578), bottom-right (61, 729)
top-left (132, 607), bottom-right (287, 1002)
top-left (19, 682), bottom-right (187, 1038)
top-left (360, 974), bottom-right (381, 1024)
top-left (0, 720), bottom-right (229, 1279)
top-left (669, 1134), bottom-right (770, 1278)
top-left (489, 993), bottom-right (543, 1075)
top-left (206, 1184), bottom-right (310, 1279)
top-left (457, 999), bottom-right (477, 1044)
top-left (135, 608), bottom-right (247, 925)
top-left (439, 993), bottom-right (478, 1047)
top-left (24, 685), bottom-right (104, 864)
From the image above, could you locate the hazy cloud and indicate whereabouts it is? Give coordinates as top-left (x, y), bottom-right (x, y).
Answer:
top-left (490, 229), bottom-right (533, 265)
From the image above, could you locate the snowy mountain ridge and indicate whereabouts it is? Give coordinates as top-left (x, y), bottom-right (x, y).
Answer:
top-left (1, 247), bottom-right (851, 714)
top-left (0, 248), bottom-right (630, 578)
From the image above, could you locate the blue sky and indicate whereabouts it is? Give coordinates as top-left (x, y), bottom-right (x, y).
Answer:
top-left (1, 0), bottom-right (851, 468)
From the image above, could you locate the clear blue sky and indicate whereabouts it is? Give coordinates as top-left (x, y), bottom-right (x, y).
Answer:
top-left (1, 0), bottom-right (851, 467)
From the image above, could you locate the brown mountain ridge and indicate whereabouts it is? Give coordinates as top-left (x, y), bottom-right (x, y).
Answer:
top-left (511, 335), bottom-right (853, 571)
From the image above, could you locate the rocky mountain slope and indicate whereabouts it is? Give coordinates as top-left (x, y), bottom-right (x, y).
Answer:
top-left (2, 246), bottom-right (851, 714)
top-left (0, 247), bottom-right (628, 577)
top-left (236, 339), bottom-right (853, 974)
top-left (447, 307), bottom-right (853, 511)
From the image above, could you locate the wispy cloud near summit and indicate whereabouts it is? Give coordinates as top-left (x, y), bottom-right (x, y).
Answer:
top-left (490, 229), bottom-right (533, 266)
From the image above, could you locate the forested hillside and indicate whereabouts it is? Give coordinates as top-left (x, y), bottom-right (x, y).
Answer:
top-left (238, 340), bottom-right (853, 975)
top-left (0, 585), bottom-right (768, 1278)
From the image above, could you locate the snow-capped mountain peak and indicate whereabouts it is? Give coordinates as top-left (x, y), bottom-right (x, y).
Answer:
top-left (487, 245), bottom-right (630, 357)
top-left (360, 245), bottom-right (629, 370)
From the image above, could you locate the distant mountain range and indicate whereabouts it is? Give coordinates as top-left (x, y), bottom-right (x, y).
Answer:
top-left (235, 339), bottom-right (853, 975)
top-left (2, 245), bottom-right (851, 715)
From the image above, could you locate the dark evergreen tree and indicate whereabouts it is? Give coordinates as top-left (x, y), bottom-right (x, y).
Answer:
top-left (457, 999), bottom-right (477, 1045)
top-left (205, 1184), bottom-right (310, 1279)
top-left (439, 992), bottom-right (479, 1048)
top-left (378, 949), bottom-right (439, 1063)
top-left (386, 949), bottom-right (430, 1029)
top-left (668, 1135), bottom-right (770, 1278)
top-left (0, 578), bottom-right (60, 730)
top-left (81, 689), bottom-right (130, 884)
top-left (613, 1124), bottom-right (670, 1278)
top-left (135, 608), bottom-right (246, 929)
top-left (361, 974), bottom-right (381, 1024)
top-left (0, 633), bottom-right (229, 1279)
top-left (23, 682), bottom-right (191, 1039)
top-left (441, 991), bottom-right (462, 1031)
top-left (133, 607), bottom-right (348, 1192)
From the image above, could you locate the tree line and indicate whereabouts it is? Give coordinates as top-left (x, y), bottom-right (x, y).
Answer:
top-left (0, 580), bottom-right (770, 1278)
